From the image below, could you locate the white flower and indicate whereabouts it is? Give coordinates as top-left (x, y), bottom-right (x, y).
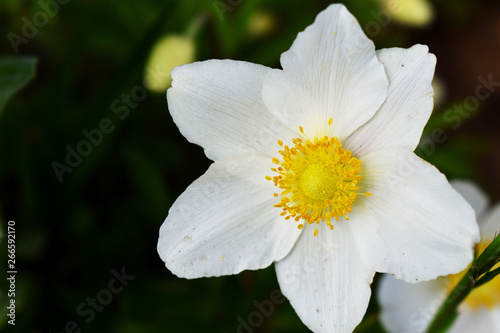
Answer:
top-left (378, 180), bottom-right (500, 333)
top-left (157, 4), bottom-right (479, 332)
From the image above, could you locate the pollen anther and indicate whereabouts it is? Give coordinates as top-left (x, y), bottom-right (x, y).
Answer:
top-left (266, 125), bottom-right (365, 236)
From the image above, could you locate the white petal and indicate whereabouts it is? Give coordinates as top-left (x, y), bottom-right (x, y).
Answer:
top-left (157, 155), bottom-right (302, 278)
top-left (275, 222), bottom-right (374, 332)
top-left (450, 179), bottom-right (490, 221)
top-left (449, 306), bottom-right (500, 333)
top-left (378, 274), bottom-right (448, 333)
top-left (345, 45), bottom-right (436, 157)
top-left (167, 60), bottom-right (297, 161)
top-left (262, 4), bottom-right (388, 140)
top-left (480, 203), bottom-right (500, 240)
top-left (349, 148), bottom-right (480, 282)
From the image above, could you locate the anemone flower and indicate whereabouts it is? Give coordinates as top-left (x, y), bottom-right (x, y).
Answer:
top-left (158, 4), bottom-right (479, 332)
top-left (379, 180), bottom-right (499, 333)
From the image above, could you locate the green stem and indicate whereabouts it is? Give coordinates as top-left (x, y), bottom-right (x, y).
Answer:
top-left (426, 234), bottom-right (500, 333)
top-left (474, 266), bottom-right (500, 288)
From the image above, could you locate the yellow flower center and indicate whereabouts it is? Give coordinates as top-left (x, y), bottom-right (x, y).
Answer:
top-left (265, 120), bottom-right (370, 236)
top-left (300, 163), bottom-right (337, 200)
top-left (444, 239), bottom-right (500, 310)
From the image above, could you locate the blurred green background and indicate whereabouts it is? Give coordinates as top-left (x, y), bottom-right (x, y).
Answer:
top-left (1, 0), bottom-right (499, 332)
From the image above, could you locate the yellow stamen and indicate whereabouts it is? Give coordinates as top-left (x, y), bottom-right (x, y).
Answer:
top-left (266, 123), bottom-right (369, 236)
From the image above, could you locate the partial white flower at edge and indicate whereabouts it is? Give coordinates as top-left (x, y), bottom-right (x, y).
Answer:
top-left (378, 180), bottom-right (500, 333)
top-left (157, 4), bottom-right (480, 333)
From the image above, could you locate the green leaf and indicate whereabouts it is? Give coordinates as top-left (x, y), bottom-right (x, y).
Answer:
top-left (426, 234), bottom-right (500, 333)
top-left (0, 57), bottom-right (37, 114)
